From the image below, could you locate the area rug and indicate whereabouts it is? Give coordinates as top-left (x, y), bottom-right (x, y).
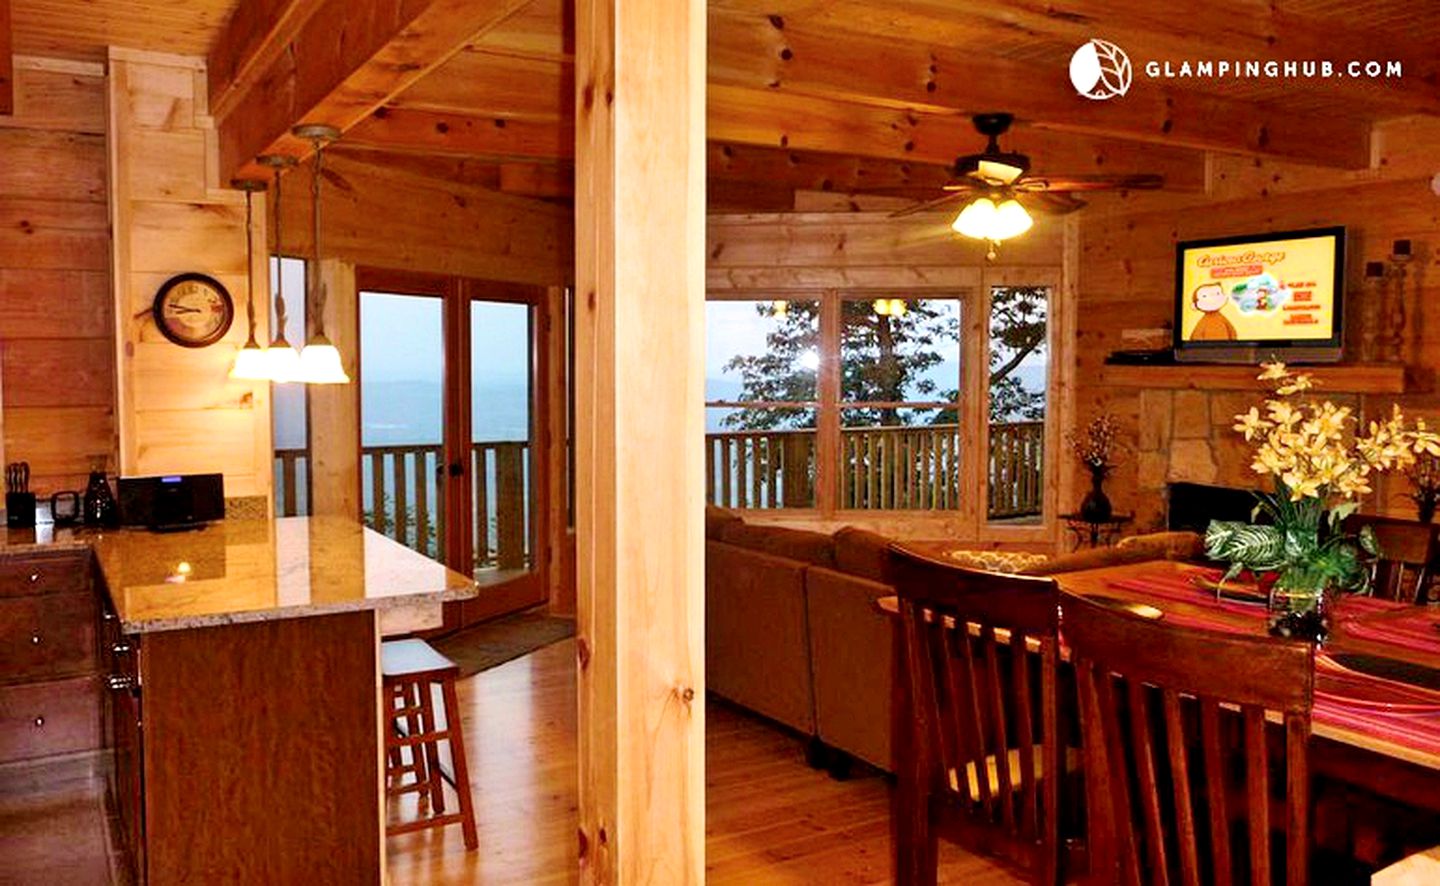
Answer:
top-left (431, 609), bottom-right (575, 677)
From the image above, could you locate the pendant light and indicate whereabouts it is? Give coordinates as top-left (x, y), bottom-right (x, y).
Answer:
top-left (229, 178), bottom-right (269, 380)
top-left (951, 192), bottom-right (1033, 261)
top-left (293, 123), bottom-right (350, 385)
top-left (258, 154), bottom-right (301, 383)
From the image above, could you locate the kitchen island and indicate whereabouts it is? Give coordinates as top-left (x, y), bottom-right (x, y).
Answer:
top-left (0, 517), bottom-right (477, 884)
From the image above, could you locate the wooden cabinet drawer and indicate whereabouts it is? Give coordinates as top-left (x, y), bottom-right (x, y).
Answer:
top-left (0, 592), bottom-right (96, 682)
top-left (0, 552), bottom-right (89, 598)
top-left (0, 675), bottom-right (101, 762)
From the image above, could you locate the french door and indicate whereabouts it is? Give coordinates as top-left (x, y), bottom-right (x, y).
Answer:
top-left (356, 268), bottom-right (551, 628)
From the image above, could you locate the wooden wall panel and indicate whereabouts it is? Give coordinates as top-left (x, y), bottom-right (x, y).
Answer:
top-left (0, 58), bottom-right (115, 493)
top-left (108, 49), bottom-right (273, 503)
top-left (1074, 127), bottom-right (1440, 529)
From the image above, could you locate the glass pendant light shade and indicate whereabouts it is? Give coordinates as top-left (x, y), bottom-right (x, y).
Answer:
top-left (951, 195), bottom-right (1033, 242)
top-left (297, 335), bottom-right (350, 384)
top-left (230, 341), bottom-right (270, 379)
top-left (260, 338), bottom-right (302, 383)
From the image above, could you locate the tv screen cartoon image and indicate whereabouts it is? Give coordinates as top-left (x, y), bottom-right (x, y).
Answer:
top-left (1177, 229), bottom-right (1342, 345)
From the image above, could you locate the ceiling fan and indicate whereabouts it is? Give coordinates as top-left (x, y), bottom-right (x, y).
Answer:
top-left (889, 112), bottom-right (1165, 256)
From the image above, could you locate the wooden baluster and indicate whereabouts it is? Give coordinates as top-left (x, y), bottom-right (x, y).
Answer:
top-left (866, 432), bottom-right (877, 510)
top-left (1200, 700), bottom-right (1233, 886)
top-left (1285, 712), bottom-right (1309, 886)
top-left (983, 627), bottom-right (1015, 830)
top-left (1011, 631), bottom-right (1037, 839)
top-left (720, 437), bottom-right (733, 508)
top-left (736, 438), bottom-right (749, 509)
top-left (369, 452), bottom-right (385, 532)
top-left (474, 446), bottom-right (490, 568)
top-left (496, 444), bottom-right (526, 570)
top-left (705, 438), bottom-right (715, 505)
top-left (413, 450), bottom-right (430, 558)
top-left (393, 451), bottom-right (410, 548)
top-left (283, 453), bottom-right (299, 517)
top-left (750, 436), bottom-right (762, 508)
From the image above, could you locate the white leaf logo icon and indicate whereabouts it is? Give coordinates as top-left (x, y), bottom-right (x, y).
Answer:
top-left (1070, 39), bottom-right (1132, 100)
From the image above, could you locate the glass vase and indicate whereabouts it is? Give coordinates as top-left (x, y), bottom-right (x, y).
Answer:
top-left (1267, 570), bottom-right (1332, 643)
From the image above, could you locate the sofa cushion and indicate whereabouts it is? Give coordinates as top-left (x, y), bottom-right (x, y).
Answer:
top-left (718, 521), bottom-right (836, 567)
top-left (947, 549), bottom-right (1052, 575)
top-left (705, 504), bottom-right (743, 540)
top-left (1023, 544), bottom-right (1151, 575)
top-left (1117, 530), bottom-right (1206, 561)
top-left (832, 526), bottom-right (892, 583)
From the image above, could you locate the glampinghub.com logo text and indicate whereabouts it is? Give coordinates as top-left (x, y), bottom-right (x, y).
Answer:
top-left (1069, 38), bottom-right (1403, 100)
top-left (1070, 39), bottom-right (1132, 100)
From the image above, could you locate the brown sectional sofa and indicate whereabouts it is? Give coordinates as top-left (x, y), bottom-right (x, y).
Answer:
top-left (705, 506), bottom-right (1203, 774)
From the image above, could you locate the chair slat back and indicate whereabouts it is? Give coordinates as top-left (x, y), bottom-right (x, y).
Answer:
top-left (1343, 515), bottom-right (1437, 603)
top-left (890, 543), bottom-right (1062, 882)
top-left (1063, 592), bottom-right (1314, 886)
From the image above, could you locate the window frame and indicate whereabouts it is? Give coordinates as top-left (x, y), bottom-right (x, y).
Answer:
top-left (704, 268), bottom-right (1066, 543)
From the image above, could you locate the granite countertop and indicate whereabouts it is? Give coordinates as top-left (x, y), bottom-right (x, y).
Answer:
top-left (1, 517), bottom-right (477, 634)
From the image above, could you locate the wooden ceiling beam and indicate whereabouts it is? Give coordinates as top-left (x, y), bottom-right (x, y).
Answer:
top-left (709, 13), bottom-right (1372, 169)
top-left (710, 0), bottom-right (1440, 118)
top-left (391, 47), bottom-right (569, 121)
top-left (344, 106), bottom-right (572, 161)
top-left (206, 0), bottom-right (327, 123)
top-left (211, 0), bottom-right (534, 181)
top-left (709, 86), bottom-right (1209, 192)
top-left (708, 143), bottom-right (955, 192)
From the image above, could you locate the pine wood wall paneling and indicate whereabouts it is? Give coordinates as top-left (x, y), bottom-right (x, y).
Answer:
top-left (0, 59), bottom-right (114, 493)
top-left (1075, 127), bottom-right (1440, 529)
top-left (108, 49), bottom-right (273, 502)
top-left (306, 259), bottom-right (360, 519)
top-left (274, 152), bottom-right (572, 286)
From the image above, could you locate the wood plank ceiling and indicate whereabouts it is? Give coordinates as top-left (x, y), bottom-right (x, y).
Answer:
top-left (13, 0), bottom-right (1440, 210)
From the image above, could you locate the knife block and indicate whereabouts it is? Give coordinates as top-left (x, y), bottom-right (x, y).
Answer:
top-left (6, 492), bottom-right (35, 528)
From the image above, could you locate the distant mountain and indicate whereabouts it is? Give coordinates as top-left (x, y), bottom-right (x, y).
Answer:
top-left (273, 378), bottom-right (531, 450)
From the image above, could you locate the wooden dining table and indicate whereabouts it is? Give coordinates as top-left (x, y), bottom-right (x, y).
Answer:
top-left (881, 557), bottom-right (1440, 814)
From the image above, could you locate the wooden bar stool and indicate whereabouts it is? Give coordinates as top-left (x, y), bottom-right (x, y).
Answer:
top-left (381, 639), bottom-right (478, 850)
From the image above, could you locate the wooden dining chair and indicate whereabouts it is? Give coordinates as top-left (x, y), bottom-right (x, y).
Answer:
top-left (889, 543), bottom-right (1064, 886)
top-left (1342, 515), bottom-right (1438, 604)
top-left (1064, 592), bottom-right (1315, 886)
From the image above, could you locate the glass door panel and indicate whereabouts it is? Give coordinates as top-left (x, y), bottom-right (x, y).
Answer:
top-left (359, 291), bottom-right (447, 561)
top-left (470, 300), bottom-right (534, 576)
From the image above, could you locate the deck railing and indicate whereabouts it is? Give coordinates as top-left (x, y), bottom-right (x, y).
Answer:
top-left (274, 441), bottom-right (532, 569)
top-left (705, 420), bottom-right (1045, 516)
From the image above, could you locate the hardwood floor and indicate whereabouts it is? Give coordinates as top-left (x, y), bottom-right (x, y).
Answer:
top-left (387, 638), bottom-right (1024, 885)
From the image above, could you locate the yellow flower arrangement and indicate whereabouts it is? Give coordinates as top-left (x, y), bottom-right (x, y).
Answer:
top-left (1206, 361), bottom-right (1440, 638)
top-left (1235, 362), bottom-right (1440, 503)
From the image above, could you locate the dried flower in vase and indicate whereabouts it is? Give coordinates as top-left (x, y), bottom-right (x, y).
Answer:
top-left (1067, 414), bottom-right (1125, 474)
top-left (1404, 451), bottom-right (1440, 523)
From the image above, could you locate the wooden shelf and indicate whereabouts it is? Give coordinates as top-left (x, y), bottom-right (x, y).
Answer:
top-left (1099, 363), bottom-right (1419, 395)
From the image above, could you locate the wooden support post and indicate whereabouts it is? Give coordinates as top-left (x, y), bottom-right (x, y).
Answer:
top-left (307, 259), bottom-right (360, 519)
top-left (574, 0), bottom-right (705, 882)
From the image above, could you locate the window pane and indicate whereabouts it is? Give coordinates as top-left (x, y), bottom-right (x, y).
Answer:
top-left (470, 300), bottom-right (533, 572)
top-left (706, 407), bottom-right (817, 509)
top-left (706, 299), bottom-right (820, 403)
top-left (841, 297), bottom-right (961, 403)
top-left (271, 256), bottom-right (309, 516)
top-left (359, 292), bottom-right (445, 558)
top-left (839, 408), bottom-right (961, 511)
top-left (988, 285), bottom-right (1049, 523)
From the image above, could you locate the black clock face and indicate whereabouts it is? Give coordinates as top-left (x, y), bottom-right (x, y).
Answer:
top-left (153, 273), bottom-right (234, 348)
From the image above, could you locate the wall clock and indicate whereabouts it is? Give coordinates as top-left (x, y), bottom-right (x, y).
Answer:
top-left (152, 273), bottom-right (235, 348)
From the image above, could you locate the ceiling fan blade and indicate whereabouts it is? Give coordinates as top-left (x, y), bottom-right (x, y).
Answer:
top-left (1024, 192), bottom-right (1089, 215)
top-left (1016, 173), bottom-right (1165, 192)
top-left (888, 191), bottom-right (971, 218)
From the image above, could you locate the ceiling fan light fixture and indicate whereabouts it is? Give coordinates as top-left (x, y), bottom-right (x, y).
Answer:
top-left (951, 196), bottom-right (1032, 243)
top-left (975, 158), bottom-right (1026, 186)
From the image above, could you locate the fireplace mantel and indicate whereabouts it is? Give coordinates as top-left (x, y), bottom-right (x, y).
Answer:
top-left (1100, 363), bottom-right (1417, 395)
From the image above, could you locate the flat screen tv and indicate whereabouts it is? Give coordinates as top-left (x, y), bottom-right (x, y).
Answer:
top-left (1173, 226), bottom-right (1346, 364)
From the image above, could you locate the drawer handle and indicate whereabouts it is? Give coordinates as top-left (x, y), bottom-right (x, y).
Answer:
top-left (30, 633), bottom-right (41, 645)
top-left (33, 716), bottom-right (44, 728)
top-left (112, 642), bottom-right (132, 655)
top-left (102, 610), bottom-right (117, 622)
top-left (107, 675), bottom-right (135, 692)
top-left (27, 572), bottom-right (39, 584)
